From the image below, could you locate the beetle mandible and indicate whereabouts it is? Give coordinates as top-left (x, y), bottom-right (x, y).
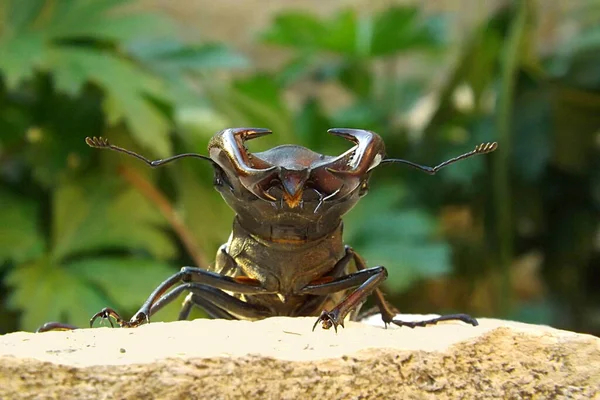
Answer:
top-left (38, 128), bottom-right (497, 333)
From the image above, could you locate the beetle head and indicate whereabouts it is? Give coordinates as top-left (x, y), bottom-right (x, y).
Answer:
top-left (85, 127), bottom-right (495, 240)
top-left (208, 128), bottom-right (385, 218)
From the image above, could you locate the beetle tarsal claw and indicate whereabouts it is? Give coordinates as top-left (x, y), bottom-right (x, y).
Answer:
top-left (89, 307), bottom-right (123, 328)
top-left (313, 310), bottom-right (343, 333)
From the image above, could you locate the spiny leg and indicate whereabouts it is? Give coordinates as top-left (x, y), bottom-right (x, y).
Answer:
top-left (349, 249), bottom-right (398, 322)
top-left (178, 293), bottom-right (236, 320)
top-left (132, 281), bottom-right (237, 320)
top-left (36, 322), bottom-right (80, 333)
top-left (301, 248), bottom-right (478, 331)
top-left (90, 265), bottom-right (275, 328)
top-left (152, 283), bottom-right (269, 320)
top-left (300, 266), bottom-right (388, 332)
top-left (352, 249), bottom-right (478, 328)
top-left (91, 283), bottom-right (270, 328)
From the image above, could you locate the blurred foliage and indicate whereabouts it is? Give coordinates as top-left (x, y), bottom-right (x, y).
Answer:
top-left (0, 0), bottom-right (599, 335)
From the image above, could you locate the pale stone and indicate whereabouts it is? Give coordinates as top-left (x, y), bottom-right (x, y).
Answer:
top-left (0, 316), bottom-right (598, 399)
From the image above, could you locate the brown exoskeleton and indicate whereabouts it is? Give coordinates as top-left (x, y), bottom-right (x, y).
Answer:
top-left (37, 128), bottom-right (497, 333)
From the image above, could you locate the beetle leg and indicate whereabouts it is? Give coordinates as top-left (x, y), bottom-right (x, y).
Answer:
top-left (178, 293), bottom-right (236, 320)
top-left (37, 310), bottom-right (122, 332)
top-left (294, 246), bottom-right (356, 317)
top-left (151, 283), bottom-right (268, 320)
top-left (300, 266), bottom-right (388, 332)
top-left (352, 250), bottom-right (478, 328)
top-left (90, 265), bottom-right (276, 328)
top-left (387, 313), bottom-right (478, 328)
top-left (36, 322), bottom-right (80, 333)
top-left (351, 250), bottom-right (399, 323)
top-left (89, 307), bottom-right (131, 328)
top-left (131, 283), bottom-right (235, 321)
top-left (303, 248), bottom-right (478, 331)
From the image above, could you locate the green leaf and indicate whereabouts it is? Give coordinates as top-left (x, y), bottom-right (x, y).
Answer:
top-left (173, 164), bottom-right (233, 257)
top-left (355, 210), bottom-right (438, 240)
top-left (68, 257), bottom-right (176, 311)
top-left (20, 91), bottom-right (104, 187)
top-left (344, 184), bottom-right (406, 241)
top-left (176, 106), bottom-right (231, 145)
top-left (51, 179), bottom-right (177, 262)
top-left (6, 259), bottom-right (109, 332)
top-left (128, 41), bottom-right (249, 74)
top-left (39, 0), bottom-right (173, 43)
top-left (0, 1), bottom-right (175, 156)
top-left (262, 10), bottom-right (359, 55)
top-left (234, 74), bottom-right (286, 114)
top-left (262, 7), bottom-right (443, 57)
top-left (346, 187), bottom-right (451, 294)
top-left (320, 10), bottom-right (359, 54)
top-left (0, 191), bottom-right (45, 264)
top-left (370, 7), bottom-right (444, 56)
top-left (336, 62), bottom-right (372, 97)
top-left (361, 241), bottom-right (450, 293)
top-left (49, 12), bottom-right (175, 43)
top-left (276, 54), bottom-right (315, 86)
top-left (0, 32), bottom-right (45, 89)
top-left (48, 48), bottom-right (172, 156)
top-left (294, 98), bottom-right (332, 151)
top-left (3, 0), bottom-right (45, 33)
top-left (261, 12), bottom-right (327, 50)
top-left (211, 74), bottom-right (294, 144)
top-left (331, 101), bottom-right (382, 129)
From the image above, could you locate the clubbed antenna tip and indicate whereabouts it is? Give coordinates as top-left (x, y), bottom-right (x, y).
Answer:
top-left (85, 136), bottom-right (110, 148)
top-left (474, 142), bottom-right (498, 154)
top-left (84, 136), bottom-right (212, 167)
top-left (380, 140), bottom-right (499, 175)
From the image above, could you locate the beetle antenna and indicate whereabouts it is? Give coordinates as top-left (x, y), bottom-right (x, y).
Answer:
top-left (380, 142), bottom-right (497, 175)
top-left (85, 136), bottom-right (213, 167)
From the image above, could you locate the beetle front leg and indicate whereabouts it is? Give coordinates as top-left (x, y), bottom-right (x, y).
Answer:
top-left (90, 266), bottom-right (274, 328)
top-left (151, 283), bottom-right (270, 320)
top-left (36, 322), bottom-right (80, 333)
top-left (178, 292), bottom-right (236, 320)
top-left (300, 267), bottom-right (388, 332)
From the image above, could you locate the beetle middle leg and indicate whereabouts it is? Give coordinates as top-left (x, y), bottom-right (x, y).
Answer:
top-left (302, 248), bottom-right (478, 331)
top-left (351, 250), bottom-right (478, 328)
top-left (178, 292), bottom-right (236, 320)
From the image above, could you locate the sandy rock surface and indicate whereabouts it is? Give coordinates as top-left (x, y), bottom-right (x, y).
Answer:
top-left (1, 316), bottom-right (599, 399)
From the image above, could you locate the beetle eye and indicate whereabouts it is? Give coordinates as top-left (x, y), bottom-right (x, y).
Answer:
top-left (213, 166), bottom-right (232, 189)
top-left (359, 181), bottom-right (369, 196)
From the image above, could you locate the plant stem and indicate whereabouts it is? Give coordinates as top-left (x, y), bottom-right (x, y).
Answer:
top-left (493, 0), bottom-right (530, 316)
top-left (118, 165), bottom-right (209, 268)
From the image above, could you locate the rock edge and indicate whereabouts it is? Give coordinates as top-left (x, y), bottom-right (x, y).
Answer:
top-left (1, 317), bottom-right (599, 399)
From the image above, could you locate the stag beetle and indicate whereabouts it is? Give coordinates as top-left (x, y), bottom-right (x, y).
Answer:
top-left (37, 128), bottom-right (497, 333)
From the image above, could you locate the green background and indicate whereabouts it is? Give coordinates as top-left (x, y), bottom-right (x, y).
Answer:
top-left (1, 0), bottom-right (599, 335)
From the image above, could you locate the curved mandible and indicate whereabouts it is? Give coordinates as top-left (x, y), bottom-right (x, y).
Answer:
top-left (208, 128), bottom-right (278, 201)
top-left (324, 128), bottom-right (386, 176)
